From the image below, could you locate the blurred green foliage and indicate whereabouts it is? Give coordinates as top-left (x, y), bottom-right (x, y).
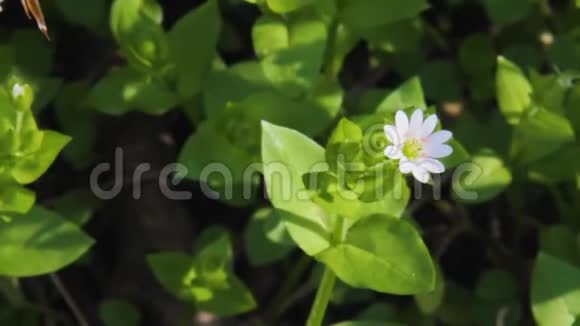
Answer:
top-left (0, 0), bottom-right (580, 325)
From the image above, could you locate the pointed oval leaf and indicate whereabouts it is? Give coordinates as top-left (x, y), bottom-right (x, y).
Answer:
top-left (261, 121), bottom-right (332, 256)
top-left (452, 151), bottom-right (512, 204)
top-left (532, 253), bottom-right (580, 326)
top-left (340, 0), bottom-right (428, 31)
top-left (266, 0), bottom-right (315, 13)
top-left (0, 206), bottom-right (94, 277)
top-left (169, 0), bottom-right (221, 97)
top-left (317, 215), bottom-right (435, 294)
top-left (496, 56), bottom-right (532, 125)
top-left (11, 130), bottom-right (71, 185)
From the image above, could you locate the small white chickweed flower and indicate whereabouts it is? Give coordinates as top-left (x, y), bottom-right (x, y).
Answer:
top-left (384, 109), bottom-right (453, 184)
top-left (12, 83), bottom-right (25, 98)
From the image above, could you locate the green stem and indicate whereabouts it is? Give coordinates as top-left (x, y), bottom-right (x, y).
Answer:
top-left (306, 216), bottom-right (344, 326)
top-left (264, 255), bottom-right (312, 323)
top-left (323, 19), bottom-right (339, 79)
top-left (306, 266), bottom-right (336, 326)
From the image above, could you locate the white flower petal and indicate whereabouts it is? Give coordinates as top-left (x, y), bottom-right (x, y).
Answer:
top-left (420, 114), bottom-right (438, 137)
top-left (418, 158), bottom-right (445, 173)
top-left (409, 109), bottom-right (424, 133)
top-left (427, 130), bottom-right (453, 147)
top-left (411, 165), bottom-right (430, 184)
top-left (395, 110), bottom-right (409, 137)
top-left (425, 143), bottom-right (453, 158)
top-left (12, 84), bottom-right (24, 98)
top-left (384, 125), bottom-right (400, 144)
top-left (399, 157), bottom-right (414, 174)
top-left (384, 145), bottom-right (403, 159)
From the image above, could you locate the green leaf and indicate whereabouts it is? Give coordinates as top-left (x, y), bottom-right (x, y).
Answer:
top-left (169, 0), bottom-right (221, 97)
top-left (566, 84), bottom-right (580, 136)
top-left (503, 44), bottom-right (543, 69)
top-left (332, 278), bottom-right (374, 305)
top-left (415, 264), bottom-right (445, 314)
top-left (452, 150), bottom-right (512, 204)
top-left (31, 77), bottom-right (63, 113)
top-left (191, 228), bottom-right (257, 316)
top-left (547, 34), bottom-right (580, 71)
top-left (90, 67), bottom-right (178, 115)
top-left (261, 16), bottom-right (328, 95)
top-left (511, 107), bottom-right (575, 165)
top-left (528, 145), bottom-right (580, 184)
top-left (110, 0), bottom-right (169, 72)
top-left (308, 78), bottom-right (344, 127)
top-left (147, 252), bottom-right (197, 301)
top-left (252, 16), bottom-right (289, 58)
top-left (52, 191), bottom-right (99, 226)
top-left (130, 79), bottom-right (179, 114)
top-left (245, 208), bottom-right (294, 266)
top-left (234, 89), bottom-right (340, 138)
top-left (332, 321), bottom-right (403, 326)
top-left (12, 30), bottom-right (53, 76)
top-left (261, 121), bottom-right (332, 256)
top-left (317, 215), bottom-right (435, 294)
top-left (529, 71), bottom-right (567, 113)
top-left (459, 34), bottom-right (496, 77)
top-left (326, 24), bottom-right (358, 78)
top-left (0, 206), bottom-right (94, 277)
top-left (340, 0), bottom-right (428, 31)
top-left (11, 131), bottom-right (71, 185)
top-left (375, 77), bottom-right (426, 113)
top-left (55, 81), bottom-right (97, 168)
top-left (263, 209), bottom-right (295, 246)
top-left (193, 226), bottom-right (233, 271)
top-left (451, 111), bottom-right (511, 158)
top-left (203, 61), bottom-right (272, 118)
top-left (0, 184), bottom-right (35, 215)
top-left (192, 273), bottom-right (257, 316)
top-left (531, 253), bottom-right (580, 326)
top-left (99, 299), bottom-right (141, 326)
top-left (266, 0), bottom-right (315, 13)
top-left (57, 0), bottom-right (107, 31)
top-left (364, 19), bottom-right (421, 54)
top-left (540, 226), bottom-right (580, 267)
top-left (440, 139), bottom-right (470, 170)
top-left (306, 167), bottom-right (410, 221)
top-left (436, 282), bottom-right (477, 325)
top-left (328, 117), bottom-right (364, 145)
top-left (496, 56), bottom-right (532, 125)
top-left (356, 303), bottom-right (399, 322)
top-left (325, 117), bottom-right (364, 170)
top-left (177, 120), bottom-right (256, 206)
top-left (483, 0), bottom-right (532, 25)
top-left (148, 232), bottom-right (257, 317)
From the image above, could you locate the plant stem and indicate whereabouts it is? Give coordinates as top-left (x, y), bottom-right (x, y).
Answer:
top-left (49, 273), bottom-right (88, 326)
top-left (306, 216), bottom-right (344, 326)
top-left (306, 266), bottom-right (336, 326)
top-left (264, 255), bottom-right (312, 323)
top-left (323, 19), bottom-right (339, 79)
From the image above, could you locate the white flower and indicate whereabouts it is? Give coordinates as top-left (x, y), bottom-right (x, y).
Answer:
top-left (384, 109), bottom-right (453, 184)
top-left (12, 83), bottom-right (24, 98)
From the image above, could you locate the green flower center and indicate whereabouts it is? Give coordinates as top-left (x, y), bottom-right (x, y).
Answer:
top-left (402, 138), bottom-right (423, 160)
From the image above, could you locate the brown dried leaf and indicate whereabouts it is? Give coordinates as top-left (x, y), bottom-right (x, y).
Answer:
top-left (21, 0), bottom-right (49, 39)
